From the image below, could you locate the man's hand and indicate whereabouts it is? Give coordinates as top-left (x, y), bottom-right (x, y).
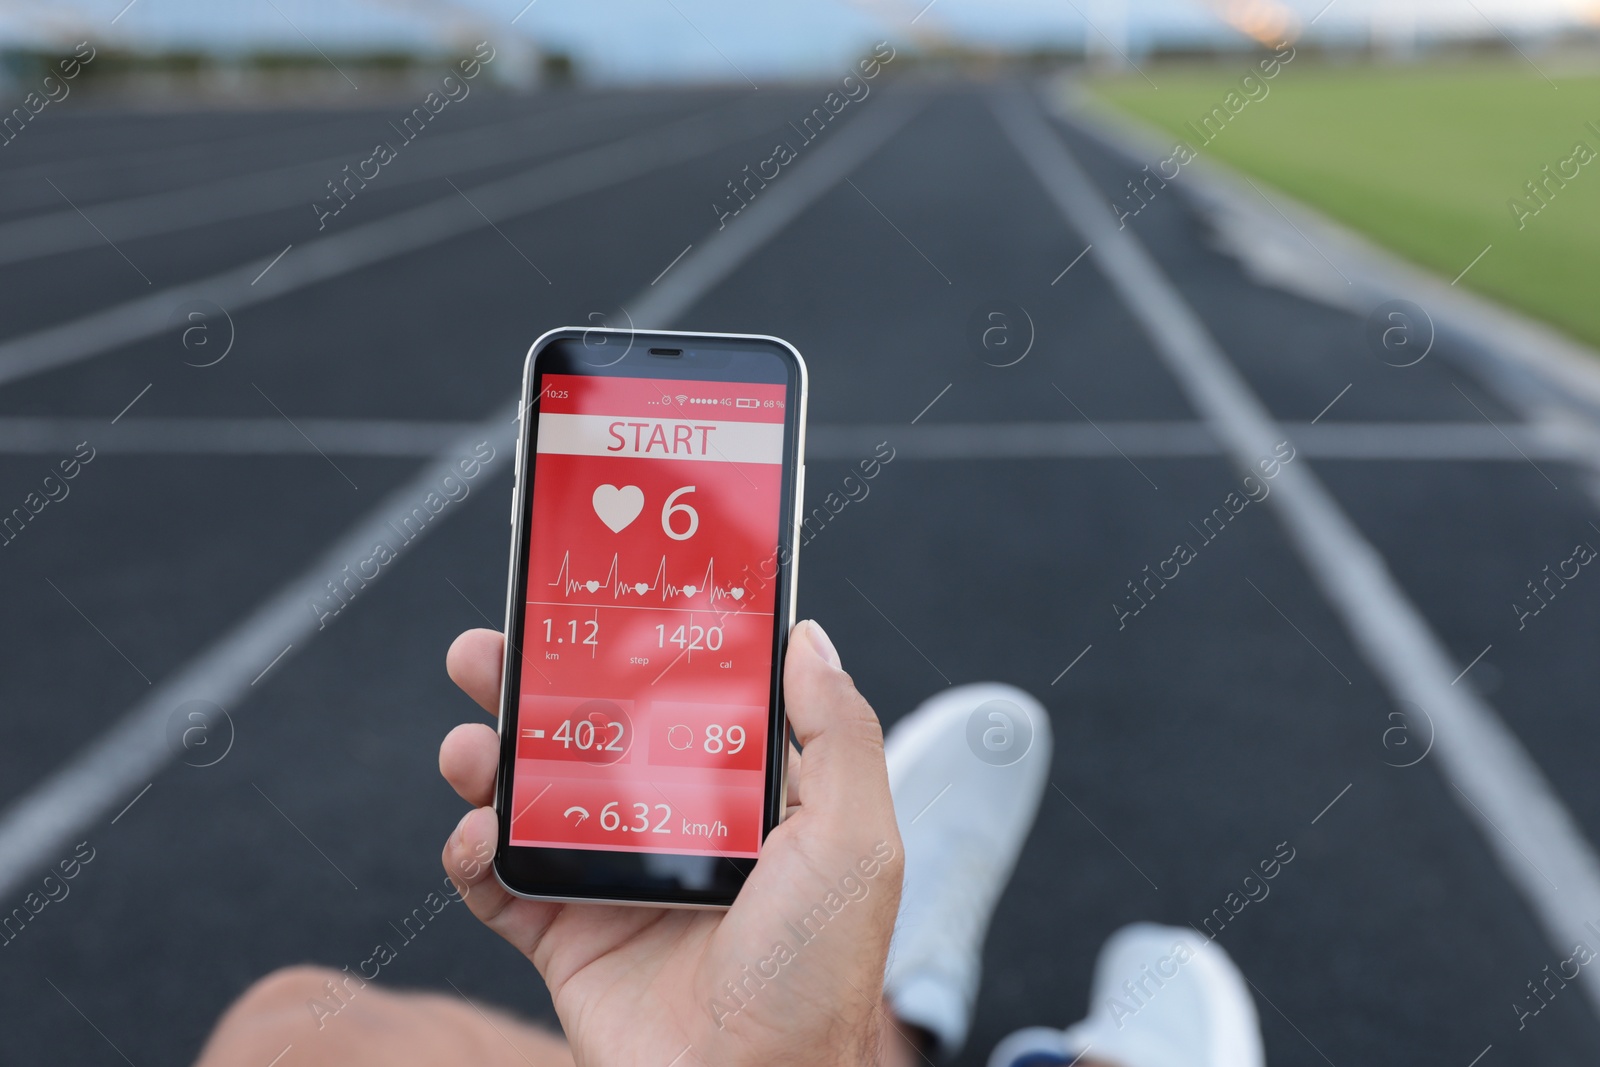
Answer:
top-left (439, 620), bottom-right (904, 1067)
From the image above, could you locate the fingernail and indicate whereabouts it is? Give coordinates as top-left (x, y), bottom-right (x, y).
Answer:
top-left (455, 808), bottom-right (473, 844)
top-left (803, 619), bottom-right (842, 669)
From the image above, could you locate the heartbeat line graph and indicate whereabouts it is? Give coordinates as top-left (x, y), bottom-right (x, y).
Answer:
top-left (545, 552), bottom-right (750, 604)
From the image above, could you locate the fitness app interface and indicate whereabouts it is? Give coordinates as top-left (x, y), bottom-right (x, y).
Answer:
top-left (511, 373), bottom-right (787, 858)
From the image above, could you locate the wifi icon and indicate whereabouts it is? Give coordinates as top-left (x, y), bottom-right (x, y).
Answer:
top-left (675, 395), bottom-right (688, 406)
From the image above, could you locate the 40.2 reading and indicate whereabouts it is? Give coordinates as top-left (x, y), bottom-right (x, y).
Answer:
top-left (552, 717), bottom-right (625, 752)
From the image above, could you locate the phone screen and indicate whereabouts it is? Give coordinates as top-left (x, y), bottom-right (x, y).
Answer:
top-left (507, 371), bottom-right (790, 861)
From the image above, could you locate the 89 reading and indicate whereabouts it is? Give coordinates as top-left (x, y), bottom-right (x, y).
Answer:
top-left (509, 374), bottom-right (786, 857)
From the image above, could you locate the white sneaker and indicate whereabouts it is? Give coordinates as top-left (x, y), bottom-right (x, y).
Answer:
top-left (986, 923), bottom-right (1265, 1067)
top-left (883, 683), bottom-right (1053, 1059)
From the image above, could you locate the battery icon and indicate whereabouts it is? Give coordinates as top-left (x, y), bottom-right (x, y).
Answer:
top-left (735, 398), bottom-right (759, 409)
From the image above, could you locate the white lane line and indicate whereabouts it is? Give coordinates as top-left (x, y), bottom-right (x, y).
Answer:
top-left (0, 417), bottom-right (478, 456)
top-left (0, 92), bottom-right (924, 902)
top-left (0, 96), bottom-right (778, 390)
top-left (0, 95), bottom-right (674, 268)
top-left (0, 109), bottom-right (401, 209)
top-left (995, 84), bottom-right (1600, 1023)
top-left (0, 417), bottom-right (1582, 461)
top-left (805, 420), bottom-right (1583, 462)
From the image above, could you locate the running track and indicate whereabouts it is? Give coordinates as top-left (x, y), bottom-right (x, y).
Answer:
top-left (2, 80), bottom-right (1600, 1066)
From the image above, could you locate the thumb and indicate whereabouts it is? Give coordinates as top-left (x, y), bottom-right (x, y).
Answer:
top-left (783, 620), bottom-right (894, 824)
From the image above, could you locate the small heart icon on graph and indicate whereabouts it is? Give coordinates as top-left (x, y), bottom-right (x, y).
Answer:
top-left (592, 484), bottom-right (644, 533)
top-left (682, 585), bottom-right (697, 596)
top-left (729, 587), bottom-right (745, 601)
top-left (585, 580), bottom-right (600, 593)
top-left (634, 582), bottom-right (649, 595)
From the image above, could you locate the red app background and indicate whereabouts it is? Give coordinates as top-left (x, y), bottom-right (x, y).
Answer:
top-left (510, 374), bottom-right (788, 858)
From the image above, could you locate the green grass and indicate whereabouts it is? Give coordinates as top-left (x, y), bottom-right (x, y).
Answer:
top-left (1090, 61), bottom-right (1600, 348)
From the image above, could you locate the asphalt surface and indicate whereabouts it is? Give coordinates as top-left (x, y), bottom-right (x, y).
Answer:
top-left (2, 79), bottom-right (1600, 1067)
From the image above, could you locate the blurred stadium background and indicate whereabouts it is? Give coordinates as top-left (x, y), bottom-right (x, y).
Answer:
top-left (5, 2), bottom-right (1600, 1066)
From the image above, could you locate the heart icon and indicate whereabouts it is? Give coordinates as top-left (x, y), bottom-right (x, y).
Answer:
top-left (682, 585), bottom-right (697, 596)
top-left (585, 580), bottom-right (600, 593)
top-left (634, 582), bottom-right (649, 595)
top-left (729, 587), bottom-right (745, 601)
top-left (592, 484), bottom-right (644, 533)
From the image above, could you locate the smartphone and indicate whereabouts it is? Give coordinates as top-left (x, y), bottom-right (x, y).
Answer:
top-left (493, 327), bottom-right (807, 908)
